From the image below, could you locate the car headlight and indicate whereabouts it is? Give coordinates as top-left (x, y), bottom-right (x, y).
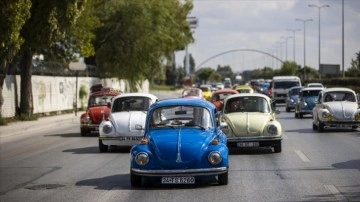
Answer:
top-left (102, 124), bottom-right (113, 134)
top-left (290, 99), bottom-right (294, 103)
top-left (301, 102), bottom-right (307, 107)
top-left (321, 111), bottom-right (334, 121)
top-left (267, 125), bottom-right (278, 135)
top-left (81, 116), bottom-right (90, 124)
top-left (208, 151), bottom-right (222, 165)
top-left (135, 152), bottom-right (149, 166)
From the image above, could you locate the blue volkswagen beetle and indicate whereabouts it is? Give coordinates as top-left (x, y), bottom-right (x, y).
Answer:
top-left (295, 87), bottom-right (324, 118)
top-left (130, 98), bottom-right (229, 186)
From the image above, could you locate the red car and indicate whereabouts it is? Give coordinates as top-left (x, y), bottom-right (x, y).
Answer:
top-left (211, 89), bottom-right (239, 111)
top-left (80, 84), bottom-right (121, 136)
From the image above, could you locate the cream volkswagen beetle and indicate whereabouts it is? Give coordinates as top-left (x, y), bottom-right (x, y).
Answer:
top-left (220, 93), bottom-right (282, 153)
top-left (312, 87), bottom-right (360, 132)
top-left (98, 93), bottom-right (158, 152)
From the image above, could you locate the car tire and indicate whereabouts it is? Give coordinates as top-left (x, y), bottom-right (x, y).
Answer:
top-left (218, 171), bottom-right (228, 185)
top-left (80, 128), bottom-right (87, 136)
top-left (317, 121), bottom-right (324, 132)
top-left (295, 112), bottom-right (298, 118)
top-left (98, 139), bottom-right (108, 152)
top-left (299, 113), bottom-right (303, 118)
top-left (130, 171), bottom-right (142, 187)
top-left (312, 122), bottom-right (317, 130)
top-left (274, 142), bottom-right (282, 153)
top-left (286, 107), bottom-right (290, 112)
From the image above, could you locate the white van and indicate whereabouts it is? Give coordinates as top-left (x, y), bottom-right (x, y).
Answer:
top-left (270, 76), bottom-right (301, 103)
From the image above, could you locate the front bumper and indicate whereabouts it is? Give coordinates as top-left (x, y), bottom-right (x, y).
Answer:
top-left (81, 124), bottom-right (99, 133)
top-left (131, 167), bottom-right (228, 177)
top-left (99, 136), bottom-right (142, 146)
top-left (322, 121), bottom-right (360, 128)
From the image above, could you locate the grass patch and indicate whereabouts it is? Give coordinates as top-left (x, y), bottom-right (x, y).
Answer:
top-left (150, 85), bottom-right (182, 91)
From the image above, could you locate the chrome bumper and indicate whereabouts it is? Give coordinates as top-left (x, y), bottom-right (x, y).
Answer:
top-left (131, 167), bottom-right (228, 177)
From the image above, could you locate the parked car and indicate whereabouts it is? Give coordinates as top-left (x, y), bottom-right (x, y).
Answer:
top-left (295, 87), bottom-right (323, 118)
top-left (181, 87), bottom-right (204, 99)
top-left (211, 89), bottom-right (239, 111)
top-left (98, 93), bottom-right (158, 152)
top-left (285, 86), bottom-right (303, 112)
top-left (234, 85), bottom-right (254, 94)
top-left (80, 85), bottom-right (121, 136)
top-left (312, 87), bottom-right (360, 132)
top-left (130, 98), bottom-right (229, 186)
top-left (199, 84), bottom-right (213, 101)
top-left (220, 93), bottom-right (282, 153)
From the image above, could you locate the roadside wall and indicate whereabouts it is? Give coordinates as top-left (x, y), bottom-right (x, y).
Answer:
top-left (1, 75), bottom-right (149, 118)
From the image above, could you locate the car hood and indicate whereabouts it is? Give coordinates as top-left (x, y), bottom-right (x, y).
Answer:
top-left (324, 102), bottom-right (358, 119)
top-left (88, 106), bottom-right (110, 124)
top-left (223, 113), bottom-right (270, 136)
top-left (302, 96), bottom-right (317, 109)
top-left (110, 111), bottom-right (147, 135)
top-left (148, 129), bottom-right (213, 169)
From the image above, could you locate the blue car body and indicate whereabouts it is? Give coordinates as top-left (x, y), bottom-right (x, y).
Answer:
top-left (285, 86), bottom-right (303, 112)
top-left (130, 98), bottom-right (229, 186)
top-left (295, 87), bottom-right (323, 118)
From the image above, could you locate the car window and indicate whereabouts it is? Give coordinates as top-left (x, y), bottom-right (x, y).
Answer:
top-left (112, 97), bottom-right (151, 112)
top-left (323, 91), bottom-right (356, 102)
top-left (302, 90), bottom-right (321, 97)
top-left (225, 97), bottom-right (270, 113)
top-left (150, 106), bottom-right (213, 129)
top-left (274, 81), bottom-right (300, 89)
top-left (89, 95), bottom-right (113, 106)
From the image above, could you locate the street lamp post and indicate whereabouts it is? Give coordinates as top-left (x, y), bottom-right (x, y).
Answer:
top-left (286, 28), bottom-right (301, 62)
top-left (296, 18), bottom-right (313, 81)
top-left (281, 36), bottom-right (292, 61)
top-left (308, 4), bottom-right (330, 79)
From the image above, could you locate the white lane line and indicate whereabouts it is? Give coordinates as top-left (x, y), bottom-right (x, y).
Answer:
top-left (294, 150), bottom-right (311, 162)
top-left (324, 184), bottom-right (348, 202)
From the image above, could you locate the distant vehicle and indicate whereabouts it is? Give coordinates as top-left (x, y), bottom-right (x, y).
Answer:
top-left (216, 83), bottom-right (225, 90)
top-left (211, 89), bottom-right (239, 111)
top-left (80, 85), bottom-right (121, 136)
top-left (285, 86), bottom-right (303, 112)
top-left (295, 87), bottom-right (323, 118)
top-left (271, 76), bottom-right (301, 104)
top-left (98, 93), bottom-right (158, 152)
top-left (181, 87), bottom-right (204, 99)
top-left (199, 84), bottom-right (213, 101)
top-left (234, 85), bottom-right (254, 94)
top-left (312, 87), bottom-right (360, 132)
top-left (130, 98), bottom-right (229, 186)
top-left (305, 83), bottom-right (325, 88)
top-left (224, 78), bottom-right (232, 88)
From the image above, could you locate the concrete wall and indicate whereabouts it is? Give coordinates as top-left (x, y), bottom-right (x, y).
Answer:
top-left (1, 75), bottom-right (149, 118)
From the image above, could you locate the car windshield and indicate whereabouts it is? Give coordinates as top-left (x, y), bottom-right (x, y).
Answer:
top-left (88, 95), bottom-right (113, 106)
top-left (214, 92), bottom-right (236, 101)
top-left (274, 81), bottom-right (300, 89)
top-left (301, 90), bottom-right (321, 97)
top-left (182, 89), bottom-right (201, 97)
top-left (150, 106), bottom-right (213, 130)
top-left (323, 91), bottom-right (356, 102)
top-left (112, 96), bottom-right (152, 112)
top-left (225, 96), bottom-right (270, 113)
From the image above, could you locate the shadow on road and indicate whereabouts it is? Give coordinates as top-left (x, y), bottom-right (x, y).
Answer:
top-left (44, 133), bottom-right (97, 138)
top-left (229, 147), bottom-right (274, 155)
top-left (63, 146), bottom-right (132, 154)
top-left (332, 159), bottom-right (360, 171)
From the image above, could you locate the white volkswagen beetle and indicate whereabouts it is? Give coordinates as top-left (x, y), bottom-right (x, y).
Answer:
top-left (312, 87), bottom-right (360, 132)
top-left (98, 93), bottom-right (158, 152)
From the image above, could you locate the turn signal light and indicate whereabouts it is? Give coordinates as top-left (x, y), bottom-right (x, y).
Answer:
top-left (211, 139), bottom-right (219, 145)
top-left (140, 139), bottom-right (148, 145)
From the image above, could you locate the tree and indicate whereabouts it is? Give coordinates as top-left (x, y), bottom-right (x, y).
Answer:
top-left (17, 0), bottom-right (86, 117)
top-left (95, 0), bottom-right (193, 91)
top-left (197, 67), bottom-right (214, 84)
top-left (347, 51), bottom-right (360, 77)
top-left (0, 0), bottom-right (31, 119)
top-left (183, 53), bottom-right (196, 74)
top-left (278, 61), bottom-right (299, 76)
top-left (216, 65), bottom-right (235, 81)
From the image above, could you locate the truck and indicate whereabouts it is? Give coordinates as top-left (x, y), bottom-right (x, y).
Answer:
top-left (270, 76), bottom-right (301, 103)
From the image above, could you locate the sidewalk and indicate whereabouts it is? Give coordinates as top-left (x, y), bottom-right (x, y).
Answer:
top-left (0, 112), bottom-right (82, 137)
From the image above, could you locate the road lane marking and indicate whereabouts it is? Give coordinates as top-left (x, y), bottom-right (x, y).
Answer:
top-left (282, 134), bottom-right (288, 139)
top-left (294, 150), bottom-right (311, 162)
top-left (324, 184), bottom-right (348, 202)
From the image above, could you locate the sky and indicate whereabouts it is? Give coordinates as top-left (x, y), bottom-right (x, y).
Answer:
top-left (175, 0), bottom-right (360, 74)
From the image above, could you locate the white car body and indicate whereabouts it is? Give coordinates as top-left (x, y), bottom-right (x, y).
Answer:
top-left (312, 87), bottom-right (360, 132)
top-left (98, 93), bottom-right (158, 152)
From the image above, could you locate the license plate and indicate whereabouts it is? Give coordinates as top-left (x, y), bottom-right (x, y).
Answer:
top-left (161, 177), bottom-right (195, 184)
top-left (237, 142), bottom-right (259, 147)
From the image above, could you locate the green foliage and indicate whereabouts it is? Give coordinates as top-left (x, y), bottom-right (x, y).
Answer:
top-left (347, 51), bottom-right (360, 77)
top-left (17, 113), bottom-right (39, 121)
top-left (183, 53), bottom-right (196, 74)
top-left (197, 67), bottom-right (214, 83)
top-left (278, 61), bottom-right (298, 76)
top-left (0, 114), bottom-right (6, 125)
top-left (94, 0), bottom-right (193, 91)
top-left (216, 65), bottom-right (235, 80)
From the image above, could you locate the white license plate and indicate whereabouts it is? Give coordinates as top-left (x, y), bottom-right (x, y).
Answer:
top-left (237, 142), bottom-right (259, 147)
top-left (161, 177), bottom-right (195, 184)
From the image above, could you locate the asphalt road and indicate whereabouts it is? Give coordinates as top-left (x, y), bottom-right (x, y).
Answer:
top-left (0, 90), bottom-right (359, 202)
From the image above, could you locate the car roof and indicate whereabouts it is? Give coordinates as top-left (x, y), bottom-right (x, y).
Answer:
top-left (289, 86), bottom-right (303, 90)
top-left (321, 87), bottom-right (355, 94)
top-left (113, 93), bottom-right (158, 101)
top-left (225, 93), bottom-right (271, 102)
top-left (150, 98), bottom-right (216, 111)
top-left (301, 87), bottom-right (324, 91)
top-left (213, 89), bottom-right (239, 94)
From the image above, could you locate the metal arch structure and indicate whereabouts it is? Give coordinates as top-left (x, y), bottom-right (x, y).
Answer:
top-left (195, 48), bottom-right (284, 70)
